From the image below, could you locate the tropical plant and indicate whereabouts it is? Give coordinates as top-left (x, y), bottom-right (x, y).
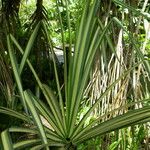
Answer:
top-left (0, 0), bottom-right (150, 150)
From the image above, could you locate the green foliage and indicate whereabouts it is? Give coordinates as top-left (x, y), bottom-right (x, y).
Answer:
top-left (0, 0), bottom-right (150, 149)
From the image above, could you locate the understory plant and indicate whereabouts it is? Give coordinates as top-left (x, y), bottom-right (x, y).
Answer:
top-left (0, 0), bottom-right (150, 149)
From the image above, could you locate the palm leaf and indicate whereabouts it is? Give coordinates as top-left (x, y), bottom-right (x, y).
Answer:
top-left (0, 107), bottom-right (30, 122)
top-left (19, 22), bottom-right (41, 75)
top-left (7, 35), bottom-right (28, 113)
top-left (73, 107), bottom-right (150, 144)
top-left (13, 139), bottom-right (41, 149)
top-left (24, 90), bottom-right (48, 147)
top-left (1, 130), bottom-right (13, 150)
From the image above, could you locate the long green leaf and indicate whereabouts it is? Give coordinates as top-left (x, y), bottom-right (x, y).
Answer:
top-left (113, 0), bottom-right (150, 20)
top-left (13, 139), bottom-right (41, 149)
top-left (0, 107), bottom-right (30, 122)
top-left (71, 61), bottom-right (142, 139)
top-left (1, 130), bottom-right (13, 150)
top-left (68, 0), bottom-right (100, 136)
top-left (69, 18), bottom-right (119, 138)
top-left (9, 34), bottom-right (65, 137)
top-left (30, 143), bottom-right (65, 150)
top-left (9, 127), bottom-right (63, 143)
top-left (44, 127), bottom-right (64, 142)
top-left (42, 21), bottom-right (66, 135)
top-left (9, 127), bottom-right (38, 134)
top-left (7, 35), bottom-right (28, 113)
top-left (42, 84), bottom-right (65, 136)
top-left (19, 22), bottom-right (40, 75)
top-left (24, 90), bottom-right (48, 148)
top-left (33, 97), bottom-right (64, 138)
top-left (73, 107), bottom-right (150, 144)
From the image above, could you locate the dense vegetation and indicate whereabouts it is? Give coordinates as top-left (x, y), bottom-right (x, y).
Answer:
top-left (0, 0), bottom-right (150, 149)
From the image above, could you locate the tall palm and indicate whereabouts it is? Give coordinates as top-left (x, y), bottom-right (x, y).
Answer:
top-left (0, 0), bottom-right (150, 150)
